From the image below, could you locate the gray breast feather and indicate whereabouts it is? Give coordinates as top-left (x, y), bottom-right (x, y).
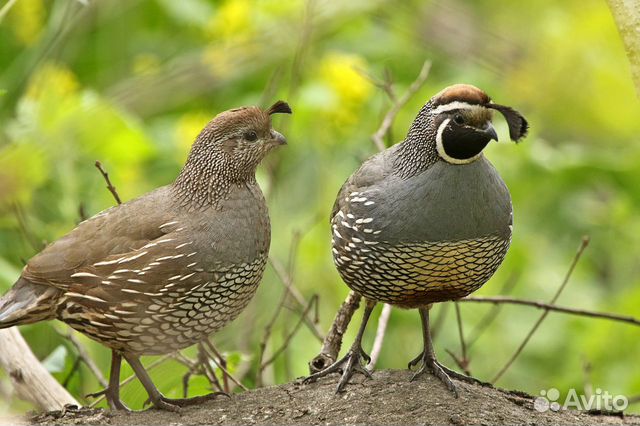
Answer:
top-left (341, 156), bottom-right (512, 243)
top-left (331, 148), bottom-right (397, 219)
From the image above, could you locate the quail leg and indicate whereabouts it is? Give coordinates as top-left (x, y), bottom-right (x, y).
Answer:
top-left (124, 355), bottom-right (226, 412)
top-left (304, 300), bottom-right (376, 393)
top-left (408, 307), bottom-right (481, 398)
top-left (86, 351), bottom-right (130, 411)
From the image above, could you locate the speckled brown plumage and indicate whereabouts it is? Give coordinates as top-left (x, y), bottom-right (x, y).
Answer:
top-left (305, 84), bottom-right (528, 395)
top-left (0, 100), bottom-right (292, 411)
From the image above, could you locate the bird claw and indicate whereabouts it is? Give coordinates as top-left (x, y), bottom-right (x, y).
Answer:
top-left (408, 350), bottom-right (462, 398)
top-left (303, 346), bottom-right (372, 393)
top-left (407, 353), bottom-right (422, 370)
top-left (144, 392), bottom-right (227, 411)
top-left (148, 397), bottom-right (181, 412)
top-left (438, 363), bottom-right (485, 385)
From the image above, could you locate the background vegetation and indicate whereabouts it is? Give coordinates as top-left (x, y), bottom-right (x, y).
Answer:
top-left (0, 0), bottom-right (638, 415)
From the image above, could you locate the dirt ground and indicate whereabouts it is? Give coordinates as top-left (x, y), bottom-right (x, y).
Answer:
top-left (13, 369), bottom-right (639, 425)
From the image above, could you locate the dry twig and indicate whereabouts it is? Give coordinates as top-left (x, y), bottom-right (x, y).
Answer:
top-left (465, 272), bottom-right (520, 349)
top-left (370, 60), bottom-right (432, 150)
top-left (87, 355), bottom-right (169, 408)
top-left (172, 346), bottom-right (224, 397)
top-left (447, 302), bottom-right (471, 376)
top-left (459, 295), bottom-right (640, 327)
top-left (256, 287), bottom-right (292, 387)
top-left (492, 237), bottom-right (590, 383)
top-left (202, 341), bottom-right (232, 393)
top-left (309, 291), bottom-right (361, 373)
top-left (269, 256), bottom-right (324, 342)
top-left (94, 161), bottom-right (122, 205)
top-left (260, 295), bottom-right (318, 370)
top-left (202, 340), bottom-right (248, 392)
top-left (56, 328), bottom-right (107, 389)
top-left (0, 329), bottom-right (78, 411)
top-left (367, 303), bottom-right (392, 371)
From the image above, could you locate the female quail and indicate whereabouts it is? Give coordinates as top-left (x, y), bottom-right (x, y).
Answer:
top-left (0, 101), bottom-right (292, 411)
top-left (305, 84), bottom-right (528, 395)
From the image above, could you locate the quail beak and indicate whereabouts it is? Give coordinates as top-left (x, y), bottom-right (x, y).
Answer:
top-left (482, 122), bottom-right (499, 142)
top-left (269, 130), bottom-right (287, 146)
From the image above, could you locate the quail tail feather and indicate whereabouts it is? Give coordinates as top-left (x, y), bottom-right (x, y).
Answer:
top-left (0, 278), bottom-right (59, 328)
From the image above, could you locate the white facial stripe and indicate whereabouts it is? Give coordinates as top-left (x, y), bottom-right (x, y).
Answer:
top-left (430, 101), bottom-right (485, 115)
top-left (435, 117), bottom-right (483, 165)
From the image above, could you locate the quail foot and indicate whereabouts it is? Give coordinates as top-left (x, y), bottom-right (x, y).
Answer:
top-left (0, 101), bottom-right (292, 411)
top-left (304, 84), bottom-right (528, 395)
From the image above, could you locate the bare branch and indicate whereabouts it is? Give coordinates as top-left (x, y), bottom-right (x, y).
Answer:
top-left (492, 237), bottom-right (590, 383)
top-left (465, 272), bottom-right (521, 349)
top-left (255, 287), bottom-right (288, 387)
top-left (445, 348), bottom-right (470, 375)
top-left (269, 256), bottom-right (324, 342)
top-left (354, 65), bottom-right (397, 102)
top-left (0, 328), bottom-right (78, 411)
top-left (459, 295), bottom-right (640, 327)
top-left (202, 340), bottom-right (248, 392)
top-left (370, 60), bottom-right (431, 150)
top-left (200, 341), bottom-right (228, 393)
top-left (309, 291), bottom-right (361, 374)
top-left (260, 295), bottom-right (318, 369)
top-left (366, 303), bottom-right (392, 371)
top-left (94, 161), bottom-right (122, 205)
top-left (56, 328), bottom-right (107, 388)
top-left (88, 355), bottom-right (170, 408)
top-left (171, 346), bottom-right (225, 397)
top-left (453, 302), bottom-right (470, 375)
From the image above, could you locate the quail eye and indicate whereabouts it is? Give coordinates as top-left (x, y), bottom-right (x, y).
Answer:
top-left (453, 114), bottom-right (465, 125)
top-left (244, 131), bottom-right (258, 142)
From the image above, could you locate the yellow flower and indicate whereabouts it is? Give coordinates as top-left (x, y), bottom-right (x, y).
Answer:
top-left (320, 52), bottom-right (372, 106)
top-left (207, 0), bottom-right (254, 41)
top-left (25, 63), bottom-right (79, 101)
top-left (7, 0), bottom-right (44, 46)
top-left (0, 144), bottom-right (47, 208)
top-left (317, 52), bottom-right (373, 126)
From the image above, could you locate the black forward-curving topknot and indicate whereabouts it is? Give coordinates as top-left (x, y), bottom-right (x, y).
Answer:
top-left (487, 103), bottom-right (529, 142)
top-left (267, 100), bottom-right (292, 116)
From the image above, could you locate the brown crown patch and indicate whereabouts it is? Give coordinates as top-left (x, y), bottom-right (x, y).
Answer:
top-left (208, 106), bottom-right (270, 138)
top-left (433, 84), bottom-right (490, 106)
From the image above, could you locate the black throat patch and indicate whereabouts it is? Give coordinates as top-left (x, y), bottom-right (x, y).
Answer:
top-left (441, 121), bottom-right (492, 161)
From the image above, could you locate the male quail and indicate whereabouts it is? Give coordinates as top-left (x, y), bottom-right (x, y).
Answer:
top-left (0, 101), bottom-right (292, 411)
top-left (305, 84), bottom-right (528, 395)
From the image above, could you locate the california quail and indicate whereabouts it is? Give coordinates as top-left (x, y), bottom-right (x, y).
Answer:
top-left (304, 84), bottom-right (528, 395)
top-left (0, 101), bottom-right (292, 411)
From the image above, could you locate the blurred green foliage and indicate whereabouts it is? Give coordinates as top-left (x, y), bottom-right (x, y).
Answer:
top-left (0, 0), bottom-right (639, 415)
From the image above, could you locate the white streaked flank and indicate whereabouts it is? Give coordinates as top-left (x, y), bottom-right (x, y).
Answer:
top-left (65, 292), bottom-right (107, 303)
top-left (70, 272), bottom-right (98, 278)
